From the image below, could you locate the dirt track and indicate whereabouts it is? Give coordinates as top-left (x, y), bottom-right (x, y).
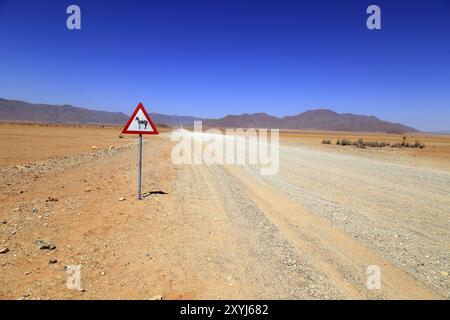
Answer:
top-left (1, 128), bottom-right (449, 299)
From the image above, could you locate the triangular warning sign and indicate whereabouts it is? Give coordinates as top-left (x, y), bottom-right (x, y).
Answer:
top-left (122, 103), bottom-right (159, 135)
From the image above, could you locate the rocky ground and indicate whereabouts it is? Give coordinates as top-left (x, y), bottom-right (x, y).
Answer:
top-left (0, 125), bottom-right (449, 299)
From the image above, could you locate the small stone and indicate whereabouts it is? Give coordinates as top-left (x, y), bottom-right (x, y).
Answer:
top-left (1, 220), bottom-right (6, 224)
top-left (24, 271), bottom-right (31, 275)
top-left (119, 196), bottom-right (126, 201)
top-left (11, 207), bottom-right (20, 212)
top-left (440, 271), bottom-right (448, 277)
top-left (46, 197), bottom-right (58, 202)
top-left (147, 295), bottom-right (163, 300)
top-left (101, 271), bottom-right (106, 276)
top-left (35, 239), bottom-right (56, 250)
top-left (0, 247), bottom-right (9, 254)
top-left (49, 259), bottom-right (58, 264)
top-left (31, 208), bottom-right (38, 214)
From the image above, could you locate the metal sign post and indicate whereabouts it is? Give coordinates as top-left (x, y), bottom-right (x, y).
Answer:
top-left (121, 102), bottom-right (159, 200)
top-left (138, 134), bottom-right (143, 200)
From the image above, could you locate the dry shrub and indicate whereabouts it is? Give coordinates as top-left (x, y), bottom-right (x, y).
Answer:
top-left (335, 138), bottom-right (396, 148)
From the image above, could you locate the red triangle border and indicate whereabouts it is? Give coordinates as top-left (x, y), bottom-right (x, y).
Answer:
top-left (121, 102), bottom-right (159, 135)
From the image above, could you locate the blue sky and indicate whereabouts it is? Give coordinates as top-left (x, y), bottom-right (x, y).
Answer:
top-left (0, 0), bottom-right (449, 131)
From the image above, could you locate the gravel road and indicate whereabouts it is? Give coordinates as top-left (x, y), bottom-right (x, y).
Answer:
top-left (250, 143), bottom-right (450, 297)
top-left (172, 132), bottom-right (449, 299)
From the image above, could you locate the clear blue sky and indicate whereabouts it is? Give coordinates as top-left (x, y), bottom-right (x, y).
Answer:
top-left (1, 0), bottom-right (449, 131)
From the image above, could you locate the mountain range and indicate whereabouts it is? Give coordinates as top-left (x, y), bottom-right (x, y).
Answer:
top-left (0, 98), bottom-right (418, 133)
top-left (0, 98), bottom-right (129, 125)
top-left (204, 109), bottom-right (418, 133)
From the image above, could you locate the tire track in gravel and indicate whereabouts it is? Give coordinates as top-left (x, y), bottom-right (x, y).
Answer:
top-left (192, 163), bottom-right (344, 299)
top-left (237, 143), bottom-right (449, 298)
top-left (224, 164), bottom-right (437, 299)
top-left (168, 138), bottom-right (344, 298)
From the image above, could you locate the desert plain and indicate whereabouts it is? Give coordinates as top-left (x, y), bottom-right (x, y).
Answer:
top-left (0, 122), bottom-right (449, 299)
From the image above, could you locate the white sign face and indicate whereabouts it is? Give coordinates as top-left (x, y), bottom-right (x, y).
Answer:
top-left (127, 108), bottom-right (155, 132)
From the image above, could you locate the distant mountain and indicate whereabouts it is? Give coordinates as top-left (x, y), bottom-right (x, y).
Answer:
top-left (148, 113), bottom-right (204, 127)
top-left (204, 112), bottom-right (280, 128)
top-left (204, 109), bottom-right (419, 133)
top-left (0, 98), bottom-right (128, 125)
top-left (0, 98), bottom-right (203, 127)
top-left (0, 98), bottom-right (419, 133)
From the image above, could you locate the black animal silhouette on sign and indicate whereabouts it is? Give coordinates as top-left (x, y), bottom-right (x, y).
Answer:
top-left (135, 116), bottom-right (148, 130)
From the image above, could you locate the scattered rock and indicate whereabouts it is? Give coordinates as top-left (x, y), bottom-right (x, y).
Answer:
top-left (119, 196), bottom-right (126, 201)
top-left (147, 295), bottom-right (163, 300)
top-left (46, 197), bottom-right (58, 202)
top-left (31, 208), bottom-right (38, 214)
top-left (1, 220), bottom-right (6, 224)
top-left (145, 253), bottom-right (153, 259)
top-left (0, 247), bottom-right (9, 254)
top-left (91, 145), bottom-right (97, 150)
top-left (440, 271), bottom-right (448, 277)
top-left (35, 239), bottom-right (56, 250)
top-left (49, 259), bottom-right (58, 264)
top-left (11, 207), bottom-right (20, 212)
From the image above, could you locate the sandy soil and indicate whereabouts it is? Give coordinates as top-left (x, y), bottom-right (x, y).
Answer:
top-left (280, 130), bottom-right (450, 170)
top-left (0, 124), bottom-right (449, 299)
top-left (0, 123), bottom-right (130, 166)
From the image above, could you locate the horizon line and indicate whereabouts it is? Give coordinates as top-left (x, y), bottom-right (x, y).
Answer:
top-left (2, 96), bottom-right (448, 132)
